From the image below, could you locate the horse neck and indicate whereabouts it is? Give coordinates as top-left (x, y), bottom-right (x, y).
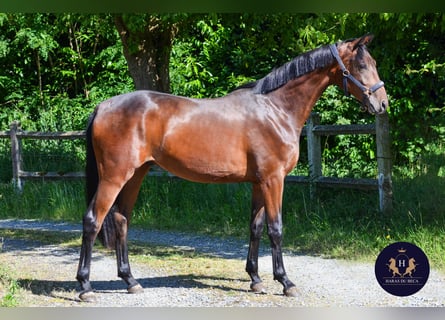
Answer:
top-left (268, 66), bottom-right (336, 129)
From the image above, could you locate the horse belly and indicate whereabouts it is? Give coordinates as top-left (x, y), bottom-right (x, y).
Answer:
top-left (154, 129), bottom-right (250, 183)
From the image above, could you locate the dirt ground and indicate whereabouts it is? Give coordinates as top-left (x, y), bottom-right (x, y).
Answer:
top-left (1, 220), bottom-right (445, 307)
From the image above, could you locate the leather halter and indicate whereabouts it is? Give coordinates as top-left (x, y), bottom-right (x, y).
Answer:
top-left (329, 44), bottom-right (384, 98)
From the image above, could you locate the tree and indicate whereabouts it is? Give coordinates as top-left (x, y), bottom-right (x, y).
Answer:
top-left (169, 13), bottom-right (336, 98)
top-left (114, 14), bottom-right (187, 92)
top-left (0, 14), bottom-right (57, 107)
top-left (0, 13), bottom-right (132, 131)
top-left (342, 13), bottom-right (445, 164)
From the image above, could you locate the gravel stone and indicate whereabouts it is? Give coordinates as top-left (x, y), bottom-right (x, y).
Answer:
top-left (0, 219), bottom-right (444, 307)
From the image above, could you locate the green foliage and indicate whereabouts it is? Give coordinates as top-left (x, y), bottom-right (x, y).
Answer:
top-left (0, 181), bottom-right (85, 221)
top-left (0, 265), bottom-right (19, 307)
top-left (360, 13), bottom-right (445, 165)
top-left (170, 14), bottom-right (340, 98)
top-left (0, 13), bottom-right (133, 181)
top-left (0, 13), bottom-right (132, 129)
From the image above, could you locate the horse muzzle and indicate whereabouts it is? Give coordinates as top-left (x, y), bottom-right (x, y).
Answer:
top-left (362, 91), bottom-right (388, 115)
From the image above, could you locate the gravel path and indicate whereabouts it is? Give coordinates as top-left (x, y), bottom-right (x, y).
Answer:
top-left (1, 219), bottom-right (444, 307)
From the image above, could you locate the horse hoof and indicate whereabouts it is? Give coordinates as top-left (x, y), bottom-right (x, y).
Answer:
top-left (79, 290), bottom-right (96, 302)
top-left (127, 284), bottom-right (144, 294)
top-left (250, 282), bottom-right (267, 294)
top-left (283, 286), bottom-right (299, 297)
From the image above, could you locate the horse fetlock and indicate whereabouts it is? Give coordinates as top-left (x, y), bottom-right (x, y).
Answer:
top-left (276, 276), bottom-right (297, 295)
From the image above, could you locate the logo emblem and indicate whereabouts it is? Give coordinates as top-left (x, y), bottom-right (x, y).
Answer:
top-left (375, 242), bottom-right (429, 297)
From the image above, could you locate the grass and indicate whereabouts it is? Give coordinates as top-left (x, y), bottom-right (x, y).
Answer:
top-left (0, 264), bottom-right (19, 307)
top-left (128, 240), bottom-right (246, 280)
top-left (0, 181), bottom-right (84, 223)
top-left (0, 144), bottom-right (444, 273)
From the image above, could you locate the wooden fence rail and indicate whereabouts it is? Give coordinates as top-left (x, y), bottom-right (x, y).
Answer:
top-left (0, 113), bottom-right (393, 213)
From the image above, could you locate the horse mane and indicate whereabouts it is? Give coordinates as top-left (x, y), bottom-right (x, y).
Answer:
top-left (235, 44), bottom-right (335, 94)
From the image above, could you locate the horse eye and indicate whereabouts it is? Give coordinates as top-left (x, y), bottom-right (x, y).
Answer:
top-left (358, 63), bottom-right (367, 70)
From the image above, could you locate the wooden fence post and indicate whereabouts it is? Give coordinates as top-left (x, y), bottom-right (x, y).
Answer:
top-left (10, 121), bottom-right (23, 193)
top-left (376, 112), bottom-right (393, 214)
top-left (306, 113), bottom-right (322, 199)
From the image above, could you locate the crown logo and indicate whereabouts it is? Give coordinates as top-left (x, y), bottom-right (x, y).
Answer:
top-left (398, 248), bottom-right (407, 253)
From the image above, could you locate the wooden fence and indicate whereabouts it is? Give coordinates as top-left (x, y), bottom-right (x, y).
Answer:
top-left (0, 112), bottom-right (393, 213)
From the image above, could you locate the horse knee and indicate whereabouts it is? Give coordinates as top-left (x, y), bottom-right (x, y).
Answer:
top-left (268, 227), bottom-right (282, 238)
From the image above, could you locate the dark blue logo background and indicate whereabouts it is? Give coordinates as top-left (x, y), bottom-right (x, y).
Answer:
top-left (375, 241), bottom-right (430, 297)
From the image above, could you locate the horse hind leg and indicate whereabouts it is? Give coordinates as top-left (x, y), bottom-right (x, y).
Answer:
top-left (113, 163), bottom-right (150, 294)
top-left (76, 201), bottom-right (97, 301)
top-left (76, 179), bottom-right (125, 301)
top-left (77, 162), bottom-right (149, 301)
top-left (112, 210), bottom-right (143, 293)
top-left (94, 203), bottom-right (143, 290)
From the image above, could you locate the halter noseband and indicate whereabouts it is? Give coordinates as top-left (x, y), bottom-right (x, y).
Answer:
top-left (329, 44), bottom-right (384, 98)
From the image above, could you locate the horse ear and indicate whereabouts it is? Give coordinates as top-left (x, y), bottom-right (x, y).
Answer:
top-left (352, 34), bottom-right (374, 51)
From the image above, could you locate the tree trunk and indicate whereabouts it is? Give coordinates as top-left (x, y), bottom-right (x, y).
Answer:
top-left (114, 15), bottom-right (175, 92)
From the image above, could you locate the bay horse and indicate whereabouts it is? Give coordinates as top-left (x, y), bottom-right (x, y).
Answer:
top-left (76, 34), bottom-right (388, 301)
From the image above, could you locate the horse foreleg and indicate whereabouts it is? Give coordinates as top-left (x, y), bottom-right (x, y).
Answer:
top-left (246, 184), bottom-right (266, 293)
top-left (267, 218), bottom-right (298, 297)
top-left (262, 177), bottom-right (298, 297)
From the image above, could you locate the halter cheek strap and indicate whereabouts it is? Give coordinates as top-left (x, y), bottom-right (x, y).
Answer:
top-left (329, 44), bottom-right (384, 98)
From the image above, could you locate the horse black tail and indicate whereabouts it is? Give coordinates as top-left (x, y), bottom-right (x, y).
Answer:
top-left (85, 109), bottom-right (117, 250)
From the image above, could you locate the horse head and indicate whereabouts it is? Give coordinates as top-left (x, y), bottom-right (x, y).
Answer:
top-left (333, 34), bottom-right (388, 115)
